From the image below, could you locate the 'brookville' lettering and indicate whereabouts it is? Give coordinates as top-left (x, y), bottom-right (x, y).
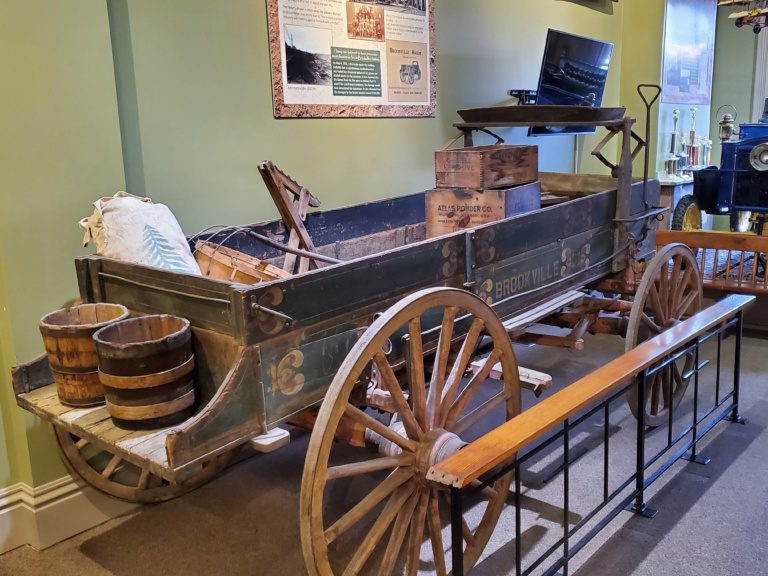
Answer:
top-left (495, 261), bottom-right (559, 298)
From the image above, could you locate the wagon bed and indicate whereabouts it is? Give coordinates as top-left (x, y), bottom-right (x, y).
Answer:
top-left (17, 102), bottom-right (712, 573)
top-left (14, 169), bottom-right (659, 486)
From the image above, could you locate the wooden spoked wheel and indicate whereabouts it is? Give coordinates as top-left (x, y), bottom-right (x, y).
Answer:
top-left (625, 243), bottom-right (703, 427)
top-left (54, 425), bottom-right (230, 504)
top-left (301, 288), bottom-right (521, 576)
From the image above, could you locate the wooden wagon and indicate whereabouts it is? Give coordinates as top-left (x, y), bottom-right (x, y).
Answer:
top-left (11, 108), bottom-right (705, 575)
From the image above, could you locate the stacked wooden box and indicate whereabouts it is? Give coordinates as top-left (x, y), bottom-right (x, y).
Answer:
top-left (426, 145), bottom-right (540, 238)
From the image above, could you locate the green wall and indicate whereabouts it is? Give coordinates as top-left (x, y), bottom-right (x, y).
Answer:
top-left (621, 0), bottom-right (666, 174)
top-left (709, 7), bottom-right (757, 166)
top-left (0, 261), bottom-right (27, 488)
top-left (114, 0), bottom-right (666, 231)
top-left (0, 0), bottom-right (669, 492)
top-left (0, 0), bottom-right (125, 487)
top-left (707, 7), bottom-right (756, 232)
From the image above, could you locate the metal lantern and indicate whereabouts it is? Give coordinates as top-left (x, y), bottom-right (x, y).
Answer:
top-left (717, 104), bottom-right (738, 143)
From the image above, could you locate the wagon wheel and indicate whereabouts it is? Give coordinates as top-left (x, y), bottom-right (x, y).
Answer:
top-left (301, 287), bottom-right (521, 576)
top-left (625, 243), bottom-right (703, 427)
top-left (54, 425), bottom-right (231, 504)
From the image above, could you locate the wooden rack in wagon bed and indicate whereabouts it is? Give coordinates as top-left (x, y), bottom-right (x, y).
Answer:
top-left (12, 104), bottom-right (705, 575)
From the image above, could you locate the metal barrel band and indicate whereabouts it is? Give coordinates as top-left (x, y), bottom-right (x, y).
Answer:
top-left (50, 365), bottom-right (99, 376)
top-left (98, 355), bottom-right (196, 390)
top-left (106, 389), bottom-right (196, 420)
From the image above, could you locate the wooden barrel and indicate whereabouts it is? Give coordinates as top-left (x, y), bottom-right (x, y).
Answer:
top-left (94, 315), bottom-right (197, 430)
top-left (39, 303), bottom-right (130, 407)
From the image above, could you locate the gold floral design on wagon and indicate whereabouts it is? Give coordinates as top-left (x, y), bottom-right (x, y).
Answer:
top-left (441, 240), bottom-right (461, 277)
top-left (477, 278), bottom-right (495, 305)
top-left (560, 243), bottom-right (592, 277)
top-left (255, 286), bottom-right (285, 335)
top-left (475, 228), bottom-right (496, 266)
top-left (271, 349), bottom-right (305, 396)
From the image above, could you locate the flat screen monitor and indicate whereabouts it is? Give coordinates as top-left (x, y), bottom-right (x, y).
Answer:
top-left (530, 29), bottom-right (613, 136)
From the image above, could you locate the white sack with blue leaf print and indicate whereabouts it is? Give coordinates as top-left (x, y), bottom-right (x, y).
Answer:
top-left (79, 192), bottom-right (201, 275)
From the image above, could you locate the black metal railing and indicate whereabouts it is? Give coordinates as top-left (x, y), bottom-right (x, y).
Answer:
top-left (449, 310), bottom-right (746, 576)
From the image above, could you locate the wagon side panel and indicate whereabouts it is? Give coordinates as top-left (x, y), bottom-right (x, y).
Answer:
top-left (241, 235), bottom-right (468, 343)
top-left (248, 235), bottom-right (469, 424)
top-left (260, 327), bottom-right (364, 427)
top-left (628, 178), bottom-right (661, 261)
top-left (470, 191), bottom-right (617, 317)
top-left (76, 256), bottom-right (240, 337)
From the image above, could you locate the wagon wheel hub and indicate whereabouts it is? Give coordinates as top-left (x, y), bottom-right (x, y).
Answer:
top-left (371, 423), bottom-right (466, 484)
top-left (414, 429), bottom-right (466, 482)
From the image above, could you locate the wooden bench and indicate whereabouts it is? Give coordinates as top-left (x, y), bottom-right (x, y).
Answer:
top-left (657, 230), bottom-right (768, 295)
top-left (427, 293), bottom-right (755, 489)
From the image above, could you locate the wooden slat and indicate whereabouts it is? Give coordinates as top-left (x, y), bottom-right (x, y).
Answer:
top-left (17, 383), bottom-right (175, 480)
top-left (427, 294), bottom-right (755, 488)
top-left (258, 161), bottom-right (321, 273)
top-left (503, 289), bottom-right (585, 333)
top-left (296, 190), bottom-right (313, 274)
top-left (656, 230), bottom-right (768, 295)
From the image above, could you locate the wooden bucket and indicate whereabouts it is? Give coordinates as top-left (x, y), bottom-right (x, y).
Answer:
top-left (39, 303), bottom-right (130, 407)
top-left (94, 315), bottom-right (197, 430)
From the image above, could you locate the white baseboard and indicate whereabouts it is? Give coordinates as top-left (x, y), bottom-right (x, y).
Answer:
top-left (0, 476), bottom-right (136, 554)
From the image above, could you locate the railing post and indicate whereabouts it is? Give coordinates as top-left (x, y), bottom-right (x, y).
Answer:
top-left (715, 331), bottom-right (722, 405)
top-left (451, 486), bottom-right (464, 576)
top-left (727, 310), bottom-right (747, 425)
top-left (629, 370), bottom-right (657, 518)
top-left (515, 462), bottom-right (522, 576)
top-left (683, 340), bottom-right (711, 465)
top-left (563, 420), bottom-right (570, 576)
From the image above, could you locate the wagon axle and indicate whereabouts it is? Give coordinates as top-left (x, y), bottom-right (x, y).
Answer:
top-left (366, 420), bottom-right (467, 480)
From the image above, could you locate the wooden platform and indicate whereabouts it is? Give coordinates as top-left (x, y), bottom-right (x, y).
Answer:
top-left (18, 384), bottom-right (177, 481)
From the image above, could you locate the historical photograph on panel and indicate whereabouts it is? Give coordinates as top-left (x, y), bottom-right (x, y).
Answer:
top-left (661, 0), bottom-right (717, 104)
top-left (346, 2), bottom-right (385, 42)
top-left (396, 0), bottom-right (427, 16)
top-left (386, 40), bottom-right (428, 102)
top-left (267, 0), bottom-right (435, 117)
top-left (363, 0), bottom-right (427, 15)
top-left (284, 25), bottom-right (332, 86)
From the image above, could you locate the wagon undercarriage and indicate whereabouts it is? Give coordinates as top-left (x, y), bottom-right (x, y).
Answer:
top-left (12, 106), bottom-right (711, 574)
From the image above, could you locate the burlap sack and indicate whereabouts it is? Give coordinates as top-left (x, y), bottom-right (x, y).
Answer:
top-left (79, 192), bottom-right (201, 275)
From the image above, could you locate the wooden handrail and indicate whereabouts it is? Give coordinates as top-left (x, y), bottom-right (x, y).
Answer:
top-left (427, 294), bottom-right (755, 489)
top-left (657, 230), bottom-right (768, 252)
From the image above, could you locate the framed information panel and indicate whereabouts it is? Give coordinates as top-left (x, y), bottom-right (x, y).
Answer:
top-left (267, 0), bottom-right (435, 118)
top-left (661, 0), bottom-right (716, 105)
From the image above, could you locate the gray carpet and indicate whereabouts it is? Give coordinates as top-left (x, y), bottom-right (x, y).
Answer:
top-left (1, 332), bottom-right (766, 576)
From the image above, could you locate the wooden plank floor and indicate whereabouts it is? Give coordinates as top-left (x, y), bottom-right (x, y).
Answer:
top-left (18, 384), bottom-right (176, 481)
top-left (503, 289), bottom-right (585, 333)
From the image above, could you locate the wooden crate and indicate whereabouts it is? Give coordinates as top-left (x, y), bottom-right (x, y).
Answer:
top-left (435, 145), bottom-right (538, 189)
top-left (195, 241), bottom-right (292, 284)
top-left (426, 181), bottom-right (541, 238)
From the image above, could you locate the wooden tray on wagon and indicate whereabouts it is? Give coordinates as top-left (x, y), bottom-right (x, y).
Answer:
top-left (456, 105), bottom-right (627, 126)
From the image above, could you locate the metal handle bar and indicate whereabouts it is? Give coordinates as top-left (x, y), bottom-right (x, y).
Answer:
top-left (637, 84), bottom-right (662, 109)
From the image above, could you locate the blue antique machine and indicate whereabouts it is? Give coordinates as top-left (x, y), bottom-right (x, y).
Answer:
top-left (674, 99), bottom-right (768, 233)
